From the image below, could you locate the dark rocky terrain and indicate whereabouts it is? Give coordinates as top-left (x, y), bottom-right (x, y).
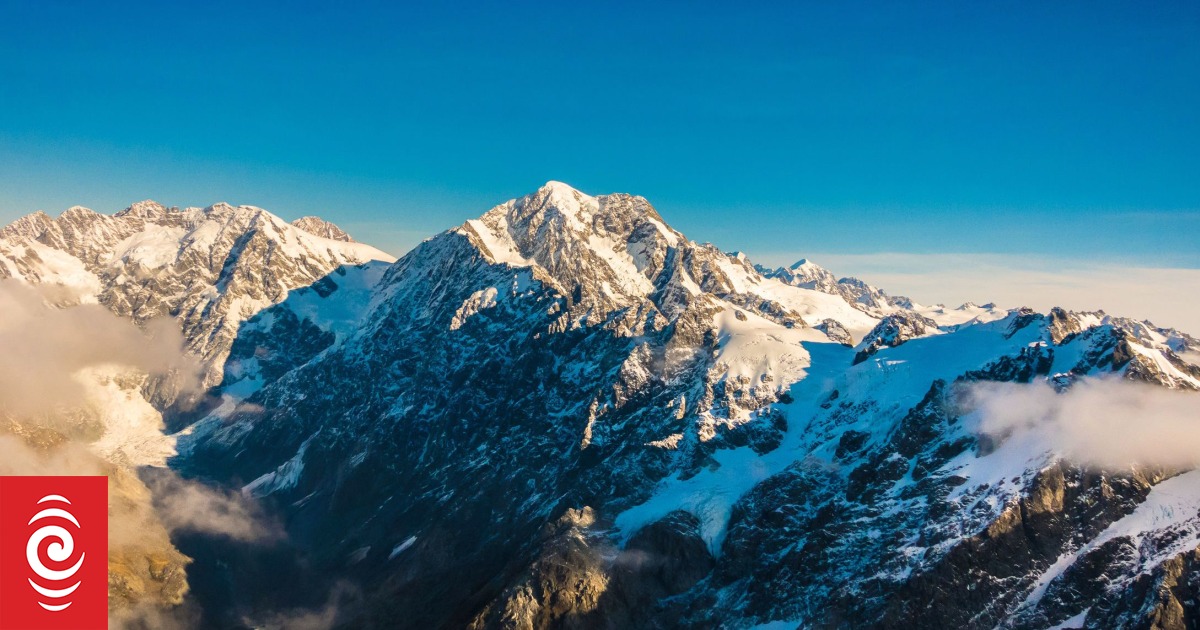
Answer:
top-left (2, 183), bottom-right (1198, 629)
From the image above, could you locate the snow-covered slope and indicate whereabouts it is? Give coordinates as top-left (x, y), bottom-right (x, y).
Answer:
top-left (0, 200), bottom-right (394, 391)
top-left (0, 200), bottom-right (392, 623)
top-left (758, 257), bottom-right (1010, 329)
top-left (4, 183), bottom-right (1198, 629)
top-left (159, 183), bottom-right (1200, 629)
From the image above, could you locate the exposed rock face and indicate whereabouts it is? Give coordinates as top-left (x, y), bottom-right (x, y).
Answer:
top-left (107, 466), bottom-right (192, 612)
top-left (292, 216), bottom-right (354, 242)
top-left (0, 200), bottom-right (393, 397)
top-left (1049, 306), bottom-right (1084, 344)
top-left (816, 318), bottom-right (854, 346)
top-left (1088, 548), bottom-right (1200, 629)
top-left (468, 508), bottom-right (610, 630)
top-left (853, 311), bottom-right (939, 364)
top-left (0, 201), bottom-right (390, 626)
top-left (874, 463), bottom-right (1165, 629)
top-left (3, 183), bottom-right (1199, 629)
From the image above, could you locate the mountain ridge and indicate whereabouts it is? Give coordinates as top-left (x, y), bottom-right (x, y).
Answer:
top-left (2, 182), bottom-right (1198, 629)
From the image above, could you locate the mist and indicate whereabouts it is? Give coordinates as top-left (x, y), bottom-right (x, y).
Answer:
top-left (966, 378), bottom-right (1200, 470)
top-left (145, 472), bottom-right (283, 543)
top-left (0, 280), bottom-right (200, 416)
top-left (0, 279), bottom-right (277, 628)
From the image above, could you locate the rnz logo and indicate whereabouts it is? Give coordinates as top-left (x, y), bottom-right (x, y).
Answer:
top-left (0, 476), bottom-right (108, 630)
top-left (28, 494), bottom-right (86, 612)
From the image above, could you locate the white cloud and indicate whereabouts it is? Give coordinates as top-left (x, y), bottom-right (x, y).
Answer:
top-left (0, 280), bottom-right (201, 416)
top-left (966, 379), bottom-right (1200, 470)
top-left (144, 472), bottom-right (283, 543)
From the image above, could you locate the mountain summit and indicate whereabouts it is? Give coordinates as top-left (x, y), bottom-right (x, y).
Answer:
top-left (0, 201), bottom-right (393, 391)
top-left (2, 184), bottom-right (1198, 629)
top-left (292, 215), bottom-right (355, 242)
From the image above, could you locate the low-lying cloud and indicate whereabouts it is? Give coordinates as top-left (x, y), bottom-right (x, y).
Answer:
top-left (145, 472), bottom-right (283, 543)
top-left (0, 279), bottom-right (279, 627)
top-left (256, 581), bottom-right (362, 630)
top-left (0, 280), bottom-right (200, 416)
top-left (966, 378), bottom-right (1200, 470)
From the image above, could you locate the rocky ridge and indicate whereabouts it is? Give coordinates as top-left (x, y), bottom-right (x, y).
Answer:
top-left (176, 183), bottom-right (1200, 628)
top-left (2, 183), bottom-right (1198, 629)
top-left (0, 200), bottom-right (392, 622)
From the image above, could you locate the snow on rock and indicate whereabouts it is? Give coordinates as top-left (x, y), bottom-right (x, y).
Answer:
top-left (7, 183), bottom-right (1200, 629)
top-left (451, 287), bottom-right (501, 330)
top-left (243, 432), bottom-right (317, 497)
top-left (1015, 468), bottom-right (1200, 617)
top-left (291, 216), bottom-right (355, 242)
top-left (79, 366), bottom-right (178, 467)
top-left (0, 200), bottom-right (395, 394)
top-left (853, 311), bottom-right (941, 364)
top-left (388, 536), bottom-right (418, 561)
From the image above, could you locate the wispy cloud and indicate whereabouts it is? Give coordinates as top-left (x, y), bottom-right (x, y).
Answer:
top-left (145, 473), bottom-right (283, 543)
top-left (0, 279), bottom-right (281, 624)
top-left (0, 280), bottom-right (202, 416)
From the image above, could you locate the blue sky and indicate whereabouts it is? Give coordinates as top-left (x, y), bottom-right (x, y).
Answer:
top-left (1, 1), bottom-right (1198, 268)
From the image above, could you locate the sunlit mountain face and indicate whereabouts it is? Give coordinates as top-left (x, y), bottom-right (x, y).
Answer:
top-left (2, 183), bottom-right (1197, 628)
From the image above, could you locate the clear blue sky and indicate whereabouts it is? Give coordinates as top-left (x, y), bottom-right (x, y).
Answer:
top-left (1, 0), bottom-right (1197, 266)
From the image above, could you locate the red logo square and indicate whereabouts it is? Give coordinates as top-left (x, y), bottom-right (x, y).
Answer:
top-left (0, 476), bottom-right (108, 630)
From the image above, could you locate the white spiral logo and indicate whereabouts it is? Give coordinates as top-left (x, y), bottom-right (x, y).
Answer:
top-left (26, 494), bottom-right (85, 612)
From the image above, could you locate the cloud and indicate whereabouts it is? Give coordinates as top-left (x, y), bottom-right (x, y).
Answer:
top-left (0, 434), bottom-right (192, 621)
top-left (108, 603), bottom-right (199, 630)
top-left (0, 280), bottom-right (265, 540)
top-left (0, 278), bottom-right (280, 625)
top-left (0, 280), bottom-right (201, 417)
top-left (965, 378), bottom-right (1200, 470)
top-left (254, 581), bottom-right (361, 630)
top-left (0, 433), bottom-right (107, 475)
top-left (145, 472), bottom-right (283, 543)
top-left (756, 253), bottom-right (1200, 334)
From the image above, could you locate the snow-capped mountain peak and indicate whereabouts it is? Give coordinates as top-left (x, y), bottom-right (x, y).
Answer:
top-left (0, 209), bottom-right (54, 241)
top-left (455, 183), bottom-right (686, 309)
top-left (6, 183), bottom-right (1198, 629)
top-left (788, 257), bottom-right (822, 272)
top-left (0, 201), bottom-right (395, 393)
top-left (292, 216), bottom-right (355, 242)
top-left (115, 199), bottom-right (171, 218)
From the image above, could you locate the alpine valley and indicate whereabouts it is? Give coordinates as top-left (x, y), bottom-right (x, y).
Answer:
top-left (2, 183), bottom-right (1198, 629)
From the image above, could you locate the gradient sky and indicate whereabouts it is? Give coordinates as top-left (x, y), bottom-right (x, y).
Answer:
top-left (1, 1), bottom-right (1198, 269)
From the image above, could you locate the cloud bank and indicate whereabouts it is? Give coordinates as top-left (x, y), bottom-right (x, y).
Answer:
top-left (967, 378), bottom-right (1200, 470)
top-left (0, 280), bottom-right (200, 416)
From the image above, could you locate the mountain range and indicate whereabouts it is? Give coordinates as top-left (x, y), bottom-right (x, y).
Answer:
top-left (1, 182), bottom-right (1198, 629)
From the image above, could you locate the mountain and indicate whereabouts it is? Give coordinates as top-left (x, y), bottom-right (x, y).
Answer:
top-left (3, 183), bottom-right (1199, 629)
top-left (292, 216), bottom-right (356, 242)
top-left (756, 258), bottom-right (1013, 327)
top-left (0, 200), bottom-right (392, 392)
top-left (0, 200), bottom-right (392, 622)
